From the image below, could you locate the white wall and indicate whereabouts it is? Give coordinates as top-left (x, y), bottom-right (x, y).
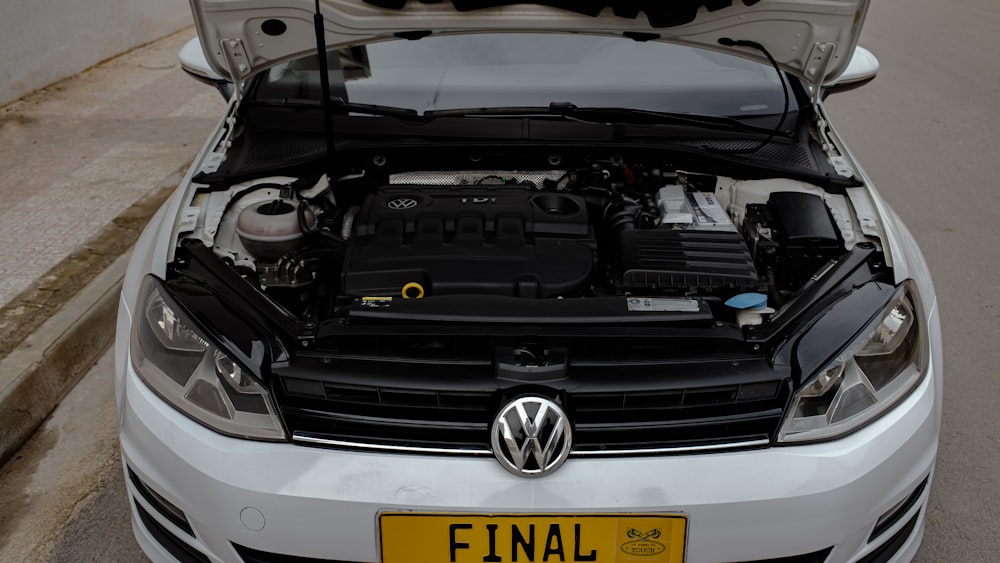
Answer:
top-left (0, 0), bottom-right (193, 106)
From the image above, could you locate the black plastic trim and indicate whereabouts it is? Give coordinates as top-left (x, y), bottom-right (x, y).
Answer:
top-left (134, 499), bottom-right (210, 563)
top-left (869, 477), bottom-right (928, 542)
top-left (743, 546), bottom-right (833, 562)
top-left (791, 280), bottom-right (897, 383)
top-left (347, 295), bottom-right (712, 325)
top-left (233, 543), bottom-right (353, 562)
top-left (858, 511), bottom-right (920, 563)
top-left (128, 466), bottom-right (194, 536)
top-left (173, 239), bottom-right (306, 344)
top-left (751, 244), bottom-right (877, 346)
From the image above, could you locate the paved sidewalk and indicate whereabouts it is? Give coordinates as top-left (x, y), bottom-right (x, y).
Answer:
top-left (0, 28), bottom-right (226, 464)
top-left (0, 348), bottom-right (143, 561)
top-left (0, 27), bottom-right (224, 315)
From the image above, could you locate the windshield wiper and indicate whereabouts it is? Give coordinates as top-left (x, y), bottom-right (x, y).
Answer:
top-left (251, 96), bottom-right (421, 118)
top-left (330, 98), bottom-right (420, 118)
top-left (425, 102), bottom-right (793, 138)
top-left (251, 98), bottom-right (785, 136)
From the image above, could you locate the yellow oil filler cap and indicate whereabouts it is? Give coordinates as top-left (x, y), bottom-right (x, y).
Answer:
top-left (402, 282), bottom-right (425, 299)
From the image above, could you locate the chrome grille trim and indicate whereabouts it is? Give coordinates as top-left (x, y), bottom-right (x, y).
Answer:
top-left (570, 438), bottom-right (771, 456)
top-left (292, 432), bottom-right (769, 456)
top-left (293, 432), bottom-right (493, 455)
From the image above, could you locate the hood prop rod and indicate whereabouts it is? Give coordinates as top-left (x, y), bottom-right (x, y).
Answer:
top-left (314, 0), bottom-right (337, 189)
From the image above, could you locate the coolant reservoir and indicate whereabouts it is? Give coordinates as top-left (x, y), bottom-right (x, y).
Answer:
top-left (236, 199), bottom-right (314, 262)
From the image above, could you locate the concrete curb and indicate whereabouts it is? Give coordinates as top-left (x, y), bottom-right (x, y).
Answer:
top-left (0, 253), bottom-right (128, 466)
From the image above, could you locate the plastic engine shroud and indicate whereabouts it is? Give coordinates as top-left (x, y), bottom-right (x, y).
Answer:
top-left (342, 185), bottom-right (595, 298)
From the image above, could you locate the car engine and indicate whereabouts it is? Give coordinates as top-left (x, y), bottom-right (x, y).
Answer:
top-left (344, 185), bottom-right (594, 298)
top-left (187, 152), bottom-right (858, 327)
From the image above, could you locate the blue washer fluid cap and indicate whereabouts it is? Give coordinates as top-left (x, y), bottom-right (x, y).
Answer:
top-left (725, 292), bottom-right (769, 310)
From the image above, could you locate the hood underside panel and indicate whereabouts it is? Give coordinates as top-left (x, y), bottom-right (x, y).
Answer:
top-left (191, 0), bottom-right (868, 88)
top-left (365, 0), bottom-right (763, 28)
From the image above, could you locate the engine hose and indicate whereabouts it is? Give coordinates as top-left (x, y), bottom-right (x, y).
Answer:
top-left (298, 200), bottom-right (346, 248)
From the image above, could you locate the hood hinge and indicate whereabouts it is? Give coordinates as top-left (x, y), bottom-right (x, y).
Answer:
top-left (804, 42), bottom-right (856, 178)
top-left (805, 42), bottom-right (837, 105)
top-left (220, 38), bottom-right (251, 101)
top-left (218, 38), bottom-right (252, 151)
top-left (812, 109), bottom-right (857, 178)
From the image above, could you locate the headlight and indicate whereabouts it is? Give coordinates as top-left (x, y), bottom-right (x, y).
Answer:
top-left (778, 281), bottom-right (928, 443)
top-left (130, 276), bottom-right (286, 440)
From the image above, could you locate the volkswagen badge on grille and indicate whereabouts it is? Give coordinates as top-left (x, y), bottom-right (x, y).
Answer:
top-left (386, 197), bottom-right (418, 210)
top-left (491, 396), bottom-right (572, 478)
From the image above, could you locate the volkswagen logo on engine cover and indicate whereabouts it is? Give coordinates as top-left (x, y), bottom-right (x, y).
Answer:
top-left (386, 197), bottom-right (418, 210)
top-left (491, 396), bottom-right (572, 478)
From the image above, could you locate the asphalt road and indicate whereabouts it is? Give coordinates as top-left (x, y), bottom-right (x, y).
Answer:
top-left (824, 1), bottom-right (1000, 559)
top-left (1, 0), bottom-right (998, 561)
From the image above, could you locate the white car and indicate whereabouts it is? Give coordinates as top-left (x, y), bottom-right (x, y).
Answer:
top-left (115, 1), bottom-right (941, 562)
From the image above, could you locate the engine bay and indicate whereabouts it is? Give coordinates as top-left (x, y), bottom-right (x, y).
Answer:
top-left (179, 148), bottom-right (879, 331)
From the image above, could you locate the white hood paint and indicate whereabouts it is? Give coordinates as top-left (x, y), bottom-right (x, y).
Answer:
top-left (191, 0), bottom-right (868, 89)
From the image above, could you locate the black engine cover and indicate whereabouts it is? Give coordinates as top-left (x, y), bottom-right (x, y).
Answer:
top-left (618, 229), bottom-right (763, 294)
top-left (343, 185), bottom-right (594, 298)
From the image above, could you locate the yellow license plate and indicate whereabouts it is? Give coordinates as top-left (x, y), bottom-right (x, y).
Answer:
top-left (379, 513), bottom-right (687, 563)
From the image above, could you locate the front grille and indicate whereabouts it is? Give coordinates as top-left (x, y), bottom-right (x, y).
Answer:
top-left (571, 384), bottom-right (785, 454)
top-left (282, 381), bottom-right (495, 452)
top-left (276, 354), bottom-right (788, 455)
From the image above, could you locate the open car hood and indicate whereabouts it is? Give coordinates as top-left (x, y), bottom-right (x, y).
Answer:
top-left (191, 0), bottom-right (868, 91)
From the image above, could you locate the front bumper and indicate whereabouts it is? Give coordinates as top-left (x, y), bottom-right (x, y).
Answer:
top-left (118, 325), bottom-right (939, 563)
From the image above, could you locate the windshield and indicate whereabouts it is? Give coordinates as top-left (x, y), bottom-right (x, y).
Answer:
top-left (253, 33), bottom-right (795, 117)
